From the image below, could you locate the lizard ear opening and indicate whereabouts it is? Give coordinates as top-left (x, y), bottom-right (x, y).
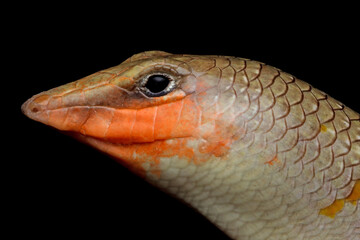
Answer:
top-left (124, 51), bottom-right (172, 63)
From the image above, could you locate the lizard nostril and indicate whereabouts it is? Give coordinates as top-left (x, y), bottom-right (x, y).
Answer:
top-left (26, 100), bottom-right (41, 114)
top-left (31, 107), bottom-right (39, 113)
top-left (23, 94), bottom-right (50, 115)
top-left (22, 94), bottom-right (50, 119)
top-left (21, 96), bottom-right (50, 125)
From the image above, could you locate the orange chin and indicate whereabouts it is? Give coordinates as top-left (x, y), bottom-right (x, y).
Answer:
top-left (73, 134), bottom-right (196, 178)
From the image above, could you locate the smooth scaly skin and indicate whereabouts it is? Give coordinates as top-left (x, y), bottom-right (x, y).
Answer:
top-left (22, 51), bottom-right (360, 240)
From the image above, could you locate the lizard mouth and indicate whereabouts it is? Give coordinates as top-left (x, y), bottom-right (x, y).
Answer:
top-left (21, 89), bottom-right (197, 144)
top-left (22, 95), bottom-right (196, 177)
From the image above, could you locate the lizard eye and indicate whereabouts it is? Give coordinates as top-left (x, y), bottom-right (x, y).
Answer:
top-left (139, 73), bottom-right (176, 97)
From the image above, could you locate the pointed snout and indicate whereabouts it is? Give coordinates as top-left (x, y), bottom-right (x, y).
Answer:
top-left (21, 93), bottom-right (51, 124)
top-left (21, 67), bottom-right (139, 139)
top-left (21, 68), bottom-right (133, 125)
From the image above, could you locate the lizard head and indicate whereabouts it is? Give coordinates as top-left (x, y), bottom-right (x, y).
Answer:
top-left (22, 51), bottom-right (245, 182)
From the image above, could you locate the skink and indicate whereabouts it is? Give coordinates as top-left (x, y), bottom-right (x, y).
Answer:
top-left (22, 51), bottom-right (360, 240)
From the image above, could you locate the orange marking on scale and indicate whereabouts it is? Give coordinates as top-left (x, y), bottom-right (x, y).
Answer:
top-left (198, 116), bottom-right (238, 160)
top-left (101, 139), bottom-right (195, 177)
top-left (320, 124), bottom-right (327, 132)
top-left (265, 156), bottom-right (280, 165)
top-left (345, 180), bottom-right (360, 202)
top-left (319, 199), bottom-right (345, 219)
top-left (200, 139), bottom-right (232, 158)
top-left (319, 180), bottom-right (359, 218)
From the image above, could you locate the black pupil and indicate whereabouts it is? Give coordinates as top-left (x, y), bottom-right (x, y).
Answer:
top-left (145, 75), bottom-right (170, 93)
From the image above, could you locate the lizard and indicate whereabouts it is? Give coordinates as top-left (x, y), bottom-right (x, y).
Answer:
top-left (22, 51), bottom-right (360, 240)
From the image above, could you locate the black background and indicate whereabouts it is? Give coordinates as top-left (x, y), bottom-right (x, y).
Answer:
top-left (6, 4), bottom-right (359, 240)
